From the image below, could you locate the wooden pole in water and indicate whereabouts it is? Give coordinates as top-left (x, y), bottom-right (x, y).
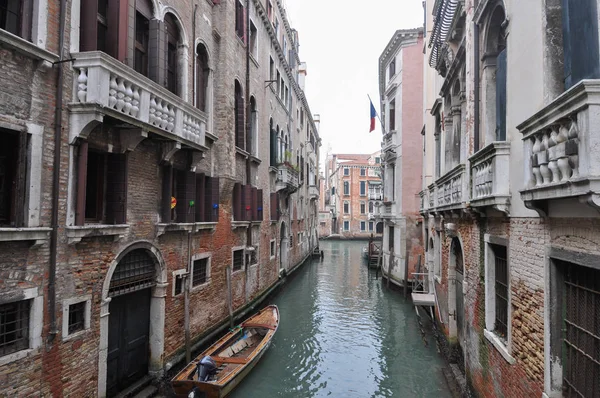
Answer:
top-left (404, 255), bottom-right (409, 298)
top-left (226, 265), bottom-right (234, 329)
top-left (387, 250), bottom-right (392, 288)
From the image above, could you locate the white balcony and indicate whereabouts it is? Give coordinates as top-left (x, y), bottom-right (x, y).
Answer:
top-left (433, 164), bottom-right (467, 212)
top-left (379, 203), bottom-right (394, 219)
top-left (309, 184), bottom-right (319, 200)
top-left (368, 192), bottom-right (383, 201)
top-left (275, 164), bottom-right (299, 193)
top-left (367, 212), bottom-right (375, 220)
top-left (69, 52), bottom-right (211, 150)
top-left (419, 189), bottom-right (429, 214)
top-left (469, 142), bottom-right (511, 214)
top-left (518, 80), bottom-right (600, 213)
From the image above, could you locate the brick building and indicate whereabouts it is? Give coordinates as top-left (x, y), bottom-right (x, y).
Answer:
top-left (420, 0), bottom-right (600, 397)
top-left (0, 0), bottom-right (320, 396)
top-left (377, 28), bottom-right (424, 287)
top-left (322, 153), bottom-right (382, 239)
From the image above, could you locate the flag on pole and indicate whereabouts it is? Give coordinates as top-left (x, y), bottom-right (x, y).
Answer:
top-left (369, 100), bottom-right (377, 133)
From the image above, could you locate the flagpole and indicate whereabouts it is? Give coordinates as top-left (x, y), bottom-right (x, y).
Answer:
top-left (367, 94), bottom-right (387, 135)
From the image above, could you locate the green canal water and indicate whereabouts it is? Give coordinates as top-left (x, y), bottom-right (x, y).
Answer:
top-left (230, 240), bottom-right (451, 398)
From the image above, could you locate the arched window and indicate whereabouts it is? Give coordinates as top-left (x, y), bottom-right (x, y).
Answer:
top-left (134, 0), bottom-right (153, 77)
top-left (270, 118), bottom-right (277, 166)
top-left (248, 96), bottom-right (257, 156)
top-left (196, 44), bottom-right (209, 111)
top-left (234, 80), bottom-right (245, 149)
top-left (165, 13), bottom-right (181, 95)
top-left (369, 201), bottom-right (374, 213)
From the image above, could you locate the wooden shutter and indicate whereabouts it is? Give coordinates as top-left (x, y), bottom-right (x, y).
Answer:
top-left (106, 153), bottom-right (128, 224)
top-left (196, 173), bottom-right (206, 222)
top-left (162, 165), bottom-right (173, 223)
top-left (251, 187), bottom-right (258, 221)
top-left (80, 0), bottom-right (99, 51)
top-left (233, 183), bottom-right (242, 221)
top-left (243, 185), bottom-right (253, 221)
top-left (563, 0), bottom-right (600, 89)
top-left (270, 192), bottom-right (280, 221)
top-left (256, 189), bottom-right (263, 221)
top-left (75, 141), bottom-right (89, 226)
top-left (106, 0), bottom-right (128, 61)
top-left (495, 49), bottom-right (507, 141)
top-left (177, 171), bottom-right (196, 223)
top-left (270, 129), bottom-right (277, 166)
top-left (210, 177), bottom-right (219, 222)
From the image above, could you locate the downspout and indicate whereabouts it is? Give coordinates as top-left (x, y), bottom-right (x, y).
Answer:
top-left (49, 0), bottom-right (67, 343)
top-left (244, 0), bottom-right (252, 301)
top-left (474, 22), bottom-right (480, 152)
top-left (184, 231), bottom-right (192, 364)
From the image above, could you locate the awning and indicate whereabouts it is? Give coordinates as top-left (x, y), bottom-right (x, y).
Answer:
top-left (428, 0), bottom-right (458, 68)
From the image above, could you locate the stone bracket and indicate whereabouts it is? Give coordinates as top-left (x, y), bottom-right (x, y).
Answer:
top-left (120, 129), bottom-right (148, 153)
top-left (190, 151), bottom-right (205, 172)
top-left (161, 142), bottom-right (181, 164)
top-left (66, 225), bottom-right (129, 245)
top-left (524, 199), bottom-right (548, 218)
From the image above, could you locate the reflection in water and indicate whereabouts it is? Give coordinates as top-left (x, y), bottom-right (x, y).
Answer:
top-left (230, 241), bottom-right (450, 398)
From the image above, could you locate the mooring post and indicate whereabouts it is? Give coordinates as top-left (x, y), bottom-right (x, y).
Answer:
top-left (226, 265), bottom-right (234, 329)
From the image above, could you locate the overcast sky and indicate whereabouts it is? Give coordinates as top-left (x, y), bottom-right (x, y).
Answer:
top-left (284, 0), bottom-right (424, 158)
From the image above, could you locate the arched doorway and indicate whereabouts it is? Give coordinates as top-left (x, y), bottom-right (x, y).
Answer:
top-left (99, 243), bottom-right (167, 398)
top-left (450, 237), bottom-right (464, 350)
top-left (279, 222), bottom-right (288, 272)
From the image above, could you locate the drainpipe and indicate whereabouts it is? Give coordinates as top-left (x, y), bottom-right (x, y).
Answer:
top-left (474, 22), bottom-right (480, 152)
top-left (48, 0), bottom-right (67, 344)
top-left (244, 0), bottom-right (252, 301)
top-left (184, 231), bottom-right (192, 364)
top-left (192, 4), bottom-right (198, 106)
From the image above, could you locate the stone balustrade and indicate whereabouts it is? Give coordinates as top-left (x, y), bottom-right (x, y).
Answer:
top-left (518, 80), bottom-right (600, 210)
top-left (309, 185), bottom-right (319, 200)
top-left (276, 164), bottom-right (299, 193)
top-left (71, 52), bottom-right (210, 150)
top-left (469, 142), bottom-right (511, 213)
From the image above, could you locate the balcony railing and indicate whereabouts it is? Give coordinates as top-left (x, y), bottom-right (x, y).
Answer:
top-left (382, 131), bottom-right (395, 152)
top-left (309, 184), bottom-right (319, 200)
top-left (368, 192), bottom-right (383, 201)
top-left (379, 203), bottom-right (393, 219)
top-left (432, 164), bottom-right (467, 211)
top-left (70, 52), bottom-right (210, 150)
top-left (518, 80), bottom-right (600, 211)
top-left (419, 189), bottom-right (429, 213)
top-left (275, 164), bottom-right (299, 193)
top-left (469, 142), bottom-right (511, 213)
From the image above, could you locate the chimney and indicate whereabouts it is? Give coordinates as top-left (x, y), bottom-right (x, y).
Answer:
top-left (298, 62), bottom-right (307, 91)
top-left (313, 114), bottom-right (320, 133)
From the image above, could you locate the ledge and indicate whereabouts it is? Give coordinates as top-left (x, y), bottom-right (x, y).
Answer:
top-left (0, 29), bottom-right (59, 62)
top-left (250, 221), bottom-right (262, 226)
top-left (66, 224), bottom-right (129, 245)
top-left (195, 222), bottom-right (217, 231)
top-left (0, 227), bottom-right (52, 247)
top-left (484, 329), bottom-right (515, 365)
top-left (157, 223), bottom-right (195, 236)
top-left (249, 155), bottom-right (261, 165)
top-left (231, 221), bottom-right (250, 229)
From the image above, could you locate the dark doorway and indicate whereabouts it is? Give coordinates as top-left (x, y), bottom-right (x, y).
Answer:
top-left (452, 238), bottom-right (464, 348)
top-left (376, 222), bottom-right (383, 234)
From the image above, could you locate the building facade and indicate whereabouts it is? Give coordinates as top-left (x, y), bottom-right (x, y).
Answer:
top-left (0, 0), bottom-right (320, 396)
top-left (377, 28), bottom-right (425, 287)
top-left (322, 153), bottom-right (382, 239)
top-left (421, 0), bottom-right (600, 397)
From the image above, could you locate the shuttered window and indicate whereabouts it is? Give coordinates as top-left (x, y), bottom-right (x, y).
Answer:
top-left (163, 168), bottom-right (219, 223)
top-left (80, 0), bottom-right (127, 60)
top-left (165, 13), bottom-right (179, 95)
top-left (233, 184), bottom-right (262, 221)
top-left (234, 81), bottom-right (245, 149)
top-left (270, 192), bottom-right (279, 221)
top-left (562, 0), bottom-right (600, 89)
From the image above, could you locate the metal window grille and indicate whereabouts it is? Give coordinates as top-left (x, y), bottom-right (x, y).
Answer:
top-left (232, 249), bottom-right (244, 271)
top-left (68, 302), bottom-right (86, 335)
top-left (0, 300), bottom-right (30, 357)
top-left (109, 249), bottom-right (156, 297)
top-left (493, 244), bottom-right (508, 338)
top-left (562, 261), bottom-right (600, 397)
top-left (192, 258), bottom-right (208, 287)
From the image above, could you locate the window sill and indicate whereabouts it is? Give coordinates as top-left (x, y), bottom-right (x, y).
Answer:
top-left (232, 221), bottom-right (250, 229)
top-left (0, 348), bottom-right (39, 366)
top-left (250, 53), bottom-right (259, 68)
top-left (62, 328), bottom-right (91, 343)
top-left (235, 147), bottom-right (250, 158)
top-left (190, 279), bottom-right (211, 293)
top-left (250, 221), bottom-right (262, 226)
top-left (0, 227), bottom-right (51, 247)
top-left (66, 224), bottom-right (129, 245)
top-left (484, 329), bottom-right (515, 364)
top-left (157, 223), bottom-right (195, 236)
top-left (249, 155), bottom-right (261, 164)
top-left (195, 222), bottom-right (217, 231)
top-left (270, 220), bottom-right (278, 224)
top-left (0, 29), bottom-right (59, 62)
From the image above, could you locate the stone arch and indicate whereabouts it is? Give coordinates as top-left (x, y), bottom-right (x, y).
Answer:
top-left (98, 241), bottom-right (167, 397)
top-left (195, 42), bottom-right (210, 112)
top-left (160, 7), bottom-right (189, 47)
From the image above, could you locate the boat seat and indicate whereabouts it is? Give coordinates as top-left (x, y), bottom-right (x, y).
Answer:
top-left (241, 322), bottom-right (276, 330)
top-left (210, 356), bottom-right (251, 365)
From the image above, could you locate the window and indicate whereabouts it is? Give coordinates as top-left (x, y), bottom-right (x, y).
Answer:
top-left (161, 167), bottom-right (220, 224)
top-left (68, 302), bottom-right (86, 335)
top-left (274, 17), bottom-right (279, 37)
top-left (196, 44), bottom-right (210, 111)
top-left (173, 271), bottom-right (184, 296)
top-left (492, 244), bottom-right (508, 338)
top-left (369, 221), bottom-right (374, 231)
top-left (368, 202), bottom-right (374, 213)
top-left (0, 300), bottom-right (30, 357)
top-left (0, 128), bottom-right (27, 227)
top-left (232, 249), bottom-right (244, 271)
top-left (289, 235), bottom-right (293, 247)
top-left (165, 13), bottom-right (180, 95)
top-left (249, 21), bottom-right (258, 58)
top-left (375, 157), bottom-right (381, 164)
top-left (360, 181), bottom-right (366, 196)
top-left (388, 226), bottom-right (394, 252)
top-left (269, 57), bottom-right (274, 81)
top-left (234, 80), bottom-right (245, 149)
top-left (360, 221), bottom-right (366, 231)
top-left (389, 100), bottom-right (396, 131)
top-left (343, 181), bottom-right (349, 196)
top-left (232, 183), bottom-right (263, 222)
top-left (360, 202), bottom-right (365, 214)
top-left (270, 192), bottom-right (280, 221)
top-left (343, 167), bottom-right (349, 176)
top-left (0, 0), bottom-right (31, 39)
top-left (76, 146), bottom-right (127, 226)
top-left (235, 0), bottom-right (245, 41)
top-left (192, 257), bottom-right (208, 287)
top-left (343, 221), bottom-right (349, 231)
top-left (343, 201), bottom-right (349, 214)
top-left (266, 0), bottom-right (273, 21)
top-left (360, 168), bottom-right (366, 176)
top-left (270, 239), bottom-right (276, 258)
top-left (297, 232), bottom-right (301, 245)
top-left (388, 58), bottom-right (396, 79)
top-left (134, 11), bottom-right (150, 77)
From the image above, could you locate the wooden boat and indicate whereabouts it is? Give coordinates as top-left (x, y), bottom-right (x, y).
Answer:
top-left (171, 305), bottom-right (279, 398)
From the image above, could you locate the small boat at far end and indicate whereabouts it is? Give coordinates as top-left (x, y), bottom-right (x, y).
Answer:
top-left (171, 305), bottom-right (279, 398)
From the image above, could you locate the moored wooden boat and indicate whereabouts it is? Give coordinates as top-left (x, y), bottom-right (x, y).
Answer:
top-left (171, 305), bottom-right (280, 398)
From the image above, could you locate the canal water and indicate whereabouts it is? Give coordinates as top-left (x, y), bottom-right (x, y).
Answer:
top-left (230, 240), bottom-right (451, 398)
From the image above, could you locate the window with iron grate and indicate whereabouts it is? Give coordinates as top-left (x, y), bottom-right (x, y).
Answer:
top-left (232, 249), bottom-right (244, 271)
top-left (492, 244), bottom-right (508, 339)
top-left (192, 258), bottom-right (208, 287)
top-left (68, 302), bottom-right (86, 335)
top-left (0, 300), bottom-right (30, 357)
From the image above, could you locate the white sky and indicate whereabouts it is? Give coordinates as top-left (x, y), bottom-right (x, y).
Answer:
top-left (284, 0), bottom-right (424, 157)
